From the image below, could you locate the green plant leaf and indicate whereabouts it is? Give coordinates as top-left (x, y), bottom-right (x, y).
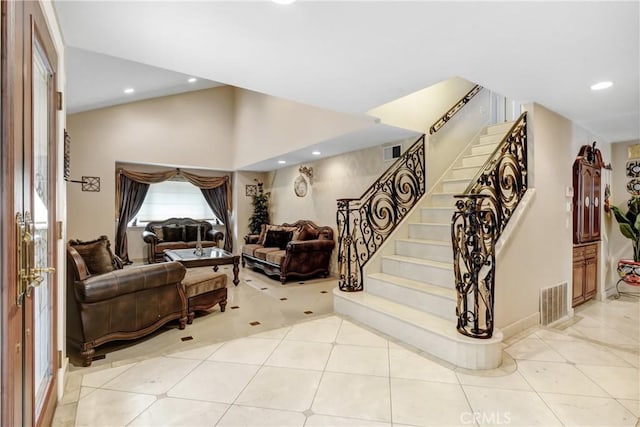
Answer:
top-left (619, 223), bottom-right (638, 241)
top-left (634, 213), bottom-right (640, 234)
top-left (611, 205), bottom-right (632, 226)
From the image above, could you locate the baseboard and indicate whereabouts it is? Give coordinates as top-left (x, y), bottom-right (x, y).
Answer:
top-left (57, 356), bottom-right (69, 399)
top-left (500, 312), bottom-right (539, 339)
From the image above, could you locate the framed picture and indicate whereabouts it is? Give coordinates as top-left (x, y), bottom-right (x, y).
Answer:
top-left (245, 184), bottom-right (257, 196)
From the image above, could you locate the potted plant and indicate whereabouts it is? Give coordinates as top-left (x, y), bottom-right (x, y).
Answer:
top-left (611, 196), bottom-right (640, 284)
top-left (249, 181), bottom-right (270, 235)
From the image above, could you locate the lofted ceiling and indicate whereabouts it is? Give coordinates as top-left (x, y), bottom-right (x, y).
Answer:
top-left (55, 1), bottom-right (639, 169)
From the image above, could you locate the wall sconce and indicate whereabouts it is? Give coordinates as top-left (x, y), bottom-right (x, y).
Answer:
top-left (299, 166), bottom-right (313, 184)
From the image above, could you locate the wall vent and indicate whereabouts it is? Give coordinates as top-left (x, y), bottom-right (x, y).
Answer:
top-left (540, 282), bottom-right (568, 326)
top-left (383, 144), bottom-right (402, 162)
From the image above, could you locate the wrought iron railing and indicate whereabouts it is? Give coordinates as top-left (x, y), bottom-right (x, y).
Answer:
top-left (451, 112), bottom-right (527, 338)
top-left (337, 136), bottom-right (426, 291)
top-left (429, 84), bottom-right (483, 135)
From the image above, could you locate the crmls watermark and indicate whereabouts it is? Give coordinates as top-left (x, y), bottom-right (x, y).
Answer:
top-left (460, 411), bottom-right (512, 425)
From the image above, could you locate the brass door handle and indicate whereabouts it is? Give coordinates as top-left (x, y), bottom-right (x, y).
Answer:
top-left (16, 211), bottom-right (55, 304)
top-left (25, 267), bottom-right (55, 297)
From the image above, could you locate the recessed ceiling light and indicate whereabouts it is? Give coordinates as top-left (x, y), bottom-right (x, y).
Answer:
top-left (188, 77), bottom-right (197, 83)
top-left (124, 88), bottom-right (135, 94)
top-left (312, 151), bottom-right (321, 156)
top-left (590, 81), bottom-right (613, 91)
top-left (278, 160), bottom-right (286, 164)
top-left (273, 0), bottom-right (296, 4)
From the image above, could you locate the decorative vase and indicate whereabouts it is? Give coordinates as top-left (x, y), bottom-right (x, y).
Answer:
top-left (194, 224), bottom-right (204, 256)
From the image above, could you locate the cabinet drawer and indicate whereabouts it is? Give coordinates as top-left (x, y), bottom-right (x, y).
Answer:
top-left (584, 244), bottom-right (597, 257)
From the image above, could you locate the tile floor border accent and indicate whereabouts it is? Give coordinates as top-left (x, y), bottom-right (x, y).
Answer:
top-left (53, 295), bottom-right (639, 426)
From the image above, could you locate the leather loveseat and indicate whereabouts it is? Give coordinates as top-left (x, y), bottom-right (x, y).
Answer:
top-left (67, 236), bottom-right (188, 366)
top-left (242, 220), bottom-right (335, 283)
top-left (142, 217), bottom-right (224, 263)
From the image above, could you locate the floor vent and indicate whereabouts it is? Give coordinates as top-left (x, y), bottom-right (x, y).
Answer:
top-left (540, 282), bottom-right (568, 326)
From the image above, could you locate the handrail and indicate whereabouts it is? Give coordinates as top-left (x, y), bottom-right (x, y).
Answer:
top-left (451, 112), bottom-right (527, 338)
top-left (429, 84), bottom-right (483, 135)
top-left (336, 135), bottom-right (426, 292)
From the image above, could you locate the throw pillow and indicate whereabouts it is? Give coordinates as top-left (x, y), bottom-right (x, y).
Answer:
top-left (263, 230), bottom-right (293, 249)
top-left (69, 235), bottom-right (116, 275)
top-left (298, 224), bottom-right (319, 241)
top-left (162, 225), bottom-right (185, 242)
top-left (185, 224), bottom-right (201, 242)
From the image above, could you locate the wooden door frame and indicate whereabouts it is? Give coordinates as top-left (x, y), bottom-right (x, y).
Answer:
top-left (1, 0), bottom-right (26, 425)
top-left (1, 1), bottom-right (59, 425)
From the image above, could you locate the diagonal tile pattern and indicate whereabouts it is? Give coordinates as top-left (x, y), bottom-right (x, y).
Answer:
top-left (54, 297), bottom-right (639, 426)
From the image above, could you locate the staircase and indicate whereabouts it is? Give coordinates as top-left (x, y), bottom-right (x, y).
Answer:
top-left (334, 121), bottom-right (514, 370)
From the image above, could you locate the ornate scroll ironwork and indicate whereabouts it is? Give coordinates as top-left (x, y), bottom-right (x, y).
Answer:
top-left (452, 112), bottom-right (527, 338)
top-left (452, 195), bottom-right (496, 338)
top-left (337, 136), bottom-right (426, 291)
top-left (429, 85), bottom-right (483, 135)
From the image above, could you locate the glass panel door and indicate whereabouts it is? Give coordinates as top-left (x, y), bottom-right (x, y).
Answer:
top-left (31, 40), bottom-right (54, 418)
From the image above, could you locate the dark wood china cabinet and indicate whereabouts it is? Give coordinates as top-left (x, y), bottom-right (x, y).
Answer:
top-left (572, 143), bottom-right (604, 307)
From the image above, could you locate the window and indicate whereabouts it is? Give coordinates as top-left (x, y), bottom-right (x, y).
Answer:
top-left (132, 180), bottom-right (220, 225)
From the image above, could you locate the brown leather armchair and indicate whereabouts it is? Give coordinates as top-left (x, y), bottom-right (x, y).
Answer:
top-left (67, 239), bottom-right (188, 366)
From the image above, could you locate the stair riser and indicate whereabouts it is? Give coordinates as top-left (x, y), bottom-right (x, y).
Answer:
top-left (471, 143), bottom-right (498, 156)
top-left (408, 223), bottom-right (450, 242)
top-left (421, 208), bottom-right (454, 223)
top-left (461, 155), bottom-right (488, 168)
top-left (450, 168), bottom-right (477, 180)
top-left (442, 180), bottom-right (469, 193)
top-left (396, 240), bottom-right (453, 262)
top-left (427, 193), bottom-right (456, 208)
top-left (395, 240), bottom-right (453, 264)
top-left (334, 293), bottom-right (503, 369)
top-left (382, 258), bottom-right (453, 288)
top-left (479, 133), bottom-right (503, 145)
top-left (486, 122), bottom-right (513, 136)
top-left (366, 277), bottom-right (456, 320)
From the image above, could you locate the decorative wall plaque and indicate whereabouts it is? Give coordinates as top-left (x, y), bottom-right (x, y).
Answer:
top-left (627, 178), bottom-right (640, 195)
top-left (245, 184), bottom-right (257, 196)
top-left (81, 176), bottom-right (100, 192)
top-left (627, 160), bottom-right (640, 178)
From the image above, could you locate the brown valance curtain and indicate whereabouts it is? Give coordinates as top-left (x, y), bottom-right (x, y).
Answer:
top-left (115, 168), bottom-right (232, 260)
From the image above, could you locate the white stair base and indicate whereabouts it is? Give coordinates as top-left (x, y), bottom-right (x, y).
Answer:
top-left (366, 272), bottom-right (456, 320)
top-left (382, 255), bottom-right (453, 288)
top-left (334, 289), bottom-right (503, 370)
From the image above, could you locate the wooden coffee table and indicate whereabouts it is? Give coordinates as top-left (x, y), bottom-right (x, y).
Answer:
top-left (164, 247), bottom-right (240, 286)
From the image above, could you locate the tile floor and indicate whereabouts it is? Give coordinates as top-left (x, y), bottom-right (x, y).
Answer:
top-left (54, 279), bottom-right (639, 426)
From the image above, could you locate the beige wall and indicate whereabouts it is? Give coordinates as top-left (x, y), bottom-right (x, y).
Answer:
top-left (67, 87), bottom-right (235, 250)
top-left (266, 138), bottom-right (415, 274)
top-left (66, 86), bottom-right (382, 261)
top-left (494, 103), bottom-right (612, 333)
top-left (233, 89), bottom-right (375, 169)
top-left (368, 76), bottom-right (477, 134)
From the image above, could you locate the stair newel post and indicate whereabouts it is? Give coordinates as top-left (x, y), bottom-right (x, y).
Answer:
top-left (452, 194), bottom-right (496, 339)
top-left (337, 198), bottom-right (362, 291)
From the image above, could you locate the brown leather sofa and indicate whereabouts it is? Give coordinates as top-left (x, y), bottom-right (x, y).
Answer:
top-left (66, 236), bottom-right (188, 366)
top-left (242, 220), bottom-right (335, 283)
top-left (142, 217), bottom-right (224, 263)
